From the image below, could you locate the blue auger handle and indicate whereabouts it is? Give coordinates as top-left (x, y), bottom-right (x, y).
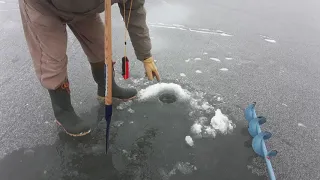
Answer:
top-left (245, 102), bottom-right (277, 180)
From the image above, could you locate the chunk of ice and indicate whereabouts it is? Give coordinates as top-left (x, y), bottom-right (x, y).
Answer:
top-left (185, 136), bottom-right (194, 146)
top-left (210, 109), bottom-right (235, 134)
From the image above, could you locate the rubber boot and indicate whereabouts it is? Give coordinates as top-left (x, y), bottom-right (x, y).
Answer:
top-left (90, 61), bottom-right (137, 102)
top-left (48, 79), bottom-right (91, 137)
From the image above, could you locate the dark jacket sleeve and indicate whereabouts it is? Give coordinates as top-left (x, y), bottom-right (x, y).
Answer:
top-left (118, 0), bottom-right (152, 61)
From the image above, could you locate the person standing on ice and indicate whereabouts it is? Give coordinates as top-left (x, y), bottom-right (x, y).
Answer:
top-left (18, 0), bottom-right (161, 137)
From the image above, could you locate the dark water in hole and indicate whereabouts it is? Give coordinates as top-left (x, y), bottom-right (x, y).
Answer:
top-left (159, 92), bottom-right (177, 104)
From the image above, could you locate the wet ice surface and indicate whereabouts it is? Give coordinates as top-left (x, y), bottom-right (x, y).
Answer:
top-left (110, 80), bottom-right (267, 180)
top-left (2, 0), bottom-right (320, 179)
top-left (0, 79), bottom-right (265, 180)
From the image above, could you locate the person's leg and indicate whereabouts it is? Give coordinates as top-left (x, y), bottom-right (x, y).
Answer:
top-left (18, 0), bottom-right (91, 136)
top-left (68, 14), bottom-right (137, 102)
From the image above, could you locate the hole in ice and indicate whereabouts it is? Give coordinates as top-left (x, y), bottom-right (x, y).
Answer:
top-left (159, 92), bottom-right (177, 104)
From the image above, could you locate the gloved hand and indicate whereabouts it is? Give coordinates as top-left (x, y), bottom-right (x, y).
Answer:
top-left (143, 57), bottom-right (160, 81)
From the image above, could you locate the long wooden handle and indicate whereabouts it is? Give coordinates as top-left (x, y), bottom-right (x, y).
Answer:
top-left (105, 0), bottom-right (113, 105)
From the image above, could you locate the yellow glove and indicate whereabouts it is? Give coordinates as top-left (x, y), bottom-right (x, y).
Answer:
top-left (143, 57), bottom-right (160, 81)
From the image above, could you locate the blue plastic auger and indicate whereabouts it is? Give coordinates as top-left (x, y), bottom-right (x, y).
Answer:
top-left (248, 116), bottom-right (266, 137)
top-left (244, 102), bottom-right (277, 180)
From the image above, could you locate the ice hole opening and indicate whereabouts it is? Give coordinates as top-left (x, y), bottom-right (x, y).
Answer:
top-left (159, 92), bottom-right (177, 104)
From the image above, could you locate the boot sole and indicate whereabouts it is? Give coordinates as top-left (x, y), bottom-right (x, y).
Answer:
top-left (97, 95), bottom-right (137, 103)
top-left (118, 95), bottom-right (137, 101)
top-left (55, 120), bottom-right (91, 137)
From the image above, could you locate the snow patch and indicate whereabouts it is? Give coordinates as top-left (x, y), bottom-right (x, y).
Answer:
top-left (131, 78), bottom-right (144, 84)
top-left (210, 109), bottom-right (235, 134)
top-left (204, 126), bottom-right (217, 137)
top-left (220, 33), bottom-right (233, 37)
top-left (185, 136), bottom-right (194, 146)
top-left (264, 39), bottom-right (276, 43)
top-left (225, 57), bottom-right (233, 60)
top-left (190, 99), bottom-right (214, 113)
top-left (149, 24), bottom-right (187, 31)
top-left (185, 59), bottom-right (190, 62)
top-left (195, 70), bottom-right (202, 73)
top-left (210, 58), bottom-right (221, 62)
top-left (189, 92), bottom-right (215, 113)
top-left (201, 102), bottom-right (214, 111)
top-left (144, 81), bottom-right (150, 85)
top-left (217, 30), bottom-right (233, 37)
top-left (197, 117), bottom-right (208, 124)
top-left (261, 35), bottom-right (277, 43)
top-left (180, 73), bottom-right (186, 77)
top-left (113, 121), bottom-right (124, 127)
top-left (190, 109), bottom-right (235, 137)
top-left (191, 123), bottom-right (202, 136)
top-left (194, 57), bottom-right (201, 61)
top-left (189, 29), bottom-right (216, 34)
top-left (128, 108), bottom-right (135, 113)
top-left (298, 123), bottom-right (307, 128)
top-left (219, 68), bottom-right (228, 71)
